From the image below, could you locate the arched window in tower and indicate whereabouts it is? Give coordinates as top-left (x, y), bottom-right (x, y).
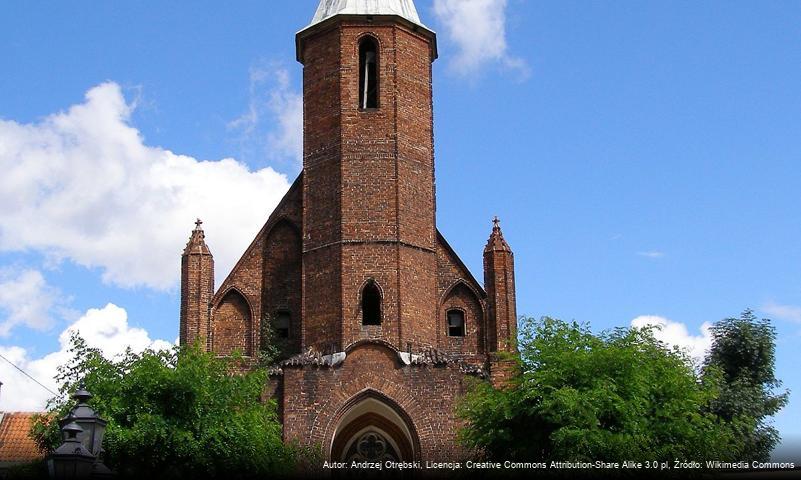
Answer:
top-left (447, 310), bottom-right (465, 337)
top-left (359, 37), bottom-right (379, 109)
top-left (361, 281), bottom-right (382, 326)
top-left (273, 310), bottom-right (291, 339)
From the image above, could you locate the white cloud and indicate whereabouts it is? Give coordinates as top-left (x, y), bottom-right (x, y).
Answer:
top-left (0, 269), bottom-right (62, 336)
top-left (0, 303), bottom-right (171, 412)
top-left (62, 304), bottom-right (173, 356)
top-left (762, 302), bottom-right (801, 324)
top-left (0, 82), bottom-right (292, 290)
top-left (229, 62), bottom-right (303, 165)
top-left (631, 315), bottom-right (713, 364)
top-left (637, 251), bottom-right (665, 259)
top-left (432, 0), bottom-right (529, 77)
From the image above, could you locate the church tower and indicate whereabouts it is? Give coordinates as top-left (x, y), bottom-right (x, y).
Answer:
top-left (297, 0), bottom-right (439, 354)
top-left (179, 0), bottom-right (520, 464)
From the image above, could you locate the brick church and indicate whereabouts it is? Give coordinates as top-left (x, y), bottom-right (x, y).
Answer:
top-left (180, 0), bottom-right (517, 462)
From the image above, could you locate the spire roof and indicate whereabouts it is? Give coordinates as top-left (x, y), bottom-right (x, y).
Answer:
top-left (306, 0), bottom-right (425, 29)
top-left (183, 219), bottom-right (212, 256)
top-left (484, 217), bottom-right (513, 254)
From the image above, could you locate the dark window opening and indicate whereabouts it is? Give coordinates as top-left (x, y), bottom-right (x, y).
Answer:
top-left (359, 38), bottom-right (379, 109)
top-left (362, 282), bottom-right (382, 326)
top-left (274, 311), bottom-right (290, 339)
top-left (447, 310), bottom-right (465, 337)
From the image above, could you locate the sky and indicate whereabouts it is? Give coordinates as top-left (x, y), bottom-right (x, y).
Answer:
top-left (0, 0), bottom-right (799, 459)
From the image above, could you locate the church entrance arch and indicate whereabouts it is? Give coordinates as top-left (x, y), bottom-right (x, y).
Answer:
top-left (330, 392), bottom-right (419, 462)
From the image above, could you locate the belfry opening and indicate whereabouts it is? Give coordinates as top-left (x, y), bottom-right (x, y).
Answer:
top-left (359, 36), bottom-right (379, 109)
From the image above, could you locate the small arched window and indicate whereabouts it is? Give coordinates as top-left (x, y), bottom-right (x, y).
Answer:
top-left (273, 310), bottom-right (290, 339)
top-left (447, 310), bottom-right (465, 337)
top-left (359, 37), bottom-right (379, 109)
top-left (361, 281), bottom-right (382, 326)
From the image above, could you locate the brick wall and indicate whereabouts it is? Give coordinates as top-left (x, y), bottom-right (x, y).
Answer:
top-left (262, 220), bottom-right (303, 355)
top-left (437, 233), bottom-right (487, 358)
top-left (281, 343), bottom-right (474, 462)
top-left (302, 25), bottom-right (344, 352)
top-left (180, 229), bottom-right (214, 350)
top-left (212, 289), bottom-right (252, 356)
top-left (483, 228), bottom-right (518, 353)
top-left (211, 176), bottom-right (304, 358)
top-left (299, 19), bottom-right (440, 354)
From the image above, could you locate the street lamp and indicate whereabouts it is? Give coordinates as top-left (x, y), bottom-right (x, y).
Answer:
top-left (48, 420), bottom-right (96, 479)
top-left (59, 385), bottom-right (107, 458)
top-left (52, 384), bottom-right (114, 478)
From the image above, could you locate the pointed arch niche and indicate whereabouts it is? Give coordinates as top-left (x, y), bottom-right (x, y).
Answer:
top-left (330, 391), bottom-right (419, 462)
top-left (212, 289), bottom-right (253, 357)
top-left (262, 218), bottom-right (302, 354)
top-left (440, 281), bottom-right (484, 354)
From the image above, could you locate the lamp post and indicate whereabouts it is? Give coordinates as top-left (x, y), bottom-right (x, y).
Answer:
top-left (50, 384), bottom-right (114, 479)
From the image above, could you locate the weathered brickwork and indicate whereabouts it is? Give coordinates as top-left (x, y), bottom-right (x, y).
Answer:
top-left (483, 219), bottom-right (518, 353)
top-left (262, 220), bottom-right (303, 354)
top-left (180, 223), bottom-right (214, 350)
top-left (440, 282), bottom-right (484, 357)
top-left (280, 343), bottom-right (475, 462)
top-left (298, 19), bottom-right (440, 355)
top-left (179, 7), bottom-right (519, 463)
top-left (437, 233), bottom-right (487, 359)
top-left (207, 176), bottom-right (304, 358)
top-left (212, 290), bottom-right (252, 356)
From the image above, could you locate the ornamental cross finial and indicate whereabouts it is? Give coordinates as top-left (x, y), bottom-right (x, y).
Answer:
top-left (493, 216), bottom-right (501, 229)
top-left (195, 218), bottom-right (203, 230)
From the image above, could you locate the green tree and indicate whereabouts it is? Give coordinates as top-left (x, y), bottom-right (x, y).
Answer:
top-left (703, 309), bottom-right (789, 461)
top-left (32, 334), bottom-right (294, 478)
top-left (458, 317), bottom-right (738, 461)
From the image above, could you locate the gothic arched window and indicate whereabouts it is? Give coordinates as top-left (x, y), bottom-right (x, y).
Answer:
top-left (447, 309), bottom-right (465, 337)
top-left (273, 310), bottom-right (290, 339)
top-left (362, 281), bottom-right (382, 326)
top-left (359, 37), bottom-right (379, 109)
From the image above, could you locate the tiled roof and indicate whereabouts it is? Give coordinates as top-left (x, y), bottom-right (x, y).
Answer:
top-left (281, 348), bottom-right (346, 368)
top-left (279, 345), bottom-right (488, 378)
top-left (409, 348), bottom-right (488, 377)
top-left (0, 413), bottom-right (45, 463)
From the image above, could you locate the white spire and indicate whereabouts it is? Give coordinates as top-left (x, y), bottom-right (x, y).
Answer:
top-left (307, 0), bottom-right (424, 28)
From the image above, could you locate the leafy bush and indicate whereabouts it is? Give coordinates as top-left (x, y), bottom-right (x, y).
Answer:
top-left (32, 334), bottom-right (294, 478)
top-left (459, 317), bottom-right (742, 461)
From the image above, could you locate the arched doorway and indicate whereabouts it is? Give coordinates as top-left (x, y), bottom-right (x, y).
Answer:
top-left (330, 393), bottom-right (419, 462)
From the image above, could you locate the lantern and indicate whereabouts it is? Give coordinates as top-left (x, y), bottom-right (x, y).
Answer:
top-left (48, 421), bottom-right (95, 479)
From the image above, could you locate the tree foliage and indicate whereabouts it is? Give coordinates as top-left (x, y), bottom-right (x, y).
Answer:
top-left (703, 309), bottom-right (789, 461)
top-left (32, 334), bottom-right (294, 478)
top-left (459, 317), bottom-right (740, 461)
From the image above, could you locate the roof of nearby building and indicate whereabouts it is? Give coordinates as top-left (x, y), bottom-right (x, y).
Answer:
top-left (307, 0), bottom-right (425, 29)
top-left (0, 413), bottom-right (45, 464)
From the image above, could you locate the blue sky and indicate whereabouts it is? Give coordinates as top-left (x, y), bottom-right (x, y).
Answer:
top-left (0, 0), bottom-right (799, 458)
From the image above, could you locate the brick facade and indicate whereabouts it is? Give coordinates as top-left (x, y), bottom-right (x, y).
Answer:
top-left (179, 6), bottom-right (518, 464)
top-left (280, 343), bottom-right (476, 462)
top-left (180, 220), bottom-right (213, 350)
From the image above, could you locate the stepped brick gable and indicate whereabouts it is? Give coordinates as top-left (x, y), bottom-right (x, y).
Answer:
top-left (179, 0), bottom-right (518, 462)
